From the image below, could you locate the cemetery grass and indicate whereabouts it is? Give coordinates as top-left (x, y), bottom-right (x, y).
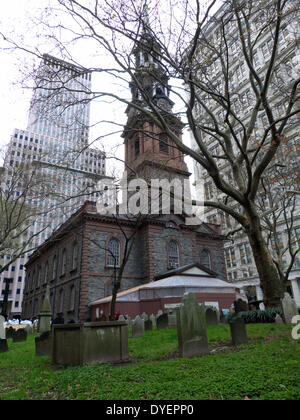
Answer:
top-left (0, 323), bottom-right (299, 400)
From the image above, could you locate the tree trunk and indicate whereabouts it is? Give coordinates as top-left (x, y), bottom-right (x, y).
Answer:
top-left (245, 212), bottom-right (285, 307)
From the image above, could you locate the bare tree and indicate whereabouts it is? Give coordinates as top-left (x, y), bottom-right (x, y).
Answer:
top-left (1, 0), bottom-right (300, 306)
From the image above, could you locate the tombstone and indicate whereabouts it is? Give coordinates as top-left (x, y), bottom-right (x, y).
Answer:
top-left (141, 312), bottom-right (148, 321)
top-left (12, 328), bottom-right (27, 343)
top-left (38, 285), bottom-right (52, 334)
top-left (52, 314), bottom-right (64, 325)
top-left (0, 315), bottom-right (8, 353)
top-left (167, 312), bottom-right (177, 328)
top-left (0, 338), bottom-right (8, 353)
top-left (35, 331), bottom-right (52, 356)
top-left (229, 318), bottom-right (248, 346)
top-left (132, 315), bottom-right (144, 338)
top-left (156, 313), bottom-right (168, 330)
top-left (177, 293), bottom-right (209, 358)
top-left (6, 326), bottom-right (15, 339)
top-left (0, 315), bottom-right (5, 340)
top-left (205, 307), bottom-right (219, 325)
top-left (150, 314), bottom-right (156, 327)
top-left (24, 324), bottom-right (33, 335)
top-left (275, 314), bottom-right (284, 324)
top-left (281, 293), bottom-right (299, 324)
top-left (144, 319), bottom-right (153, 331)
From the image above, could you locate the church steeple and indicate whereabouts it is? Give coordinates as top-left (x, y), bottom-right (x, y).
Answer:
top-left (122, 2), bottom-right (190, 184)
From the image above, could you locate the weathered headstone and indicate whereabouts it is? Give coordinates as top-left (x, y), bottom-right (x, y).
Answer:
top-left (156, 313), bottom-right (168, 330)
top-left (177, 293), bottom-right (209, 358)
top-left (229, 318), bottom-right (248, 346)
top-left (144, 319), bottom-right (153, 331)
top-left (141, 312), bottom-right (148, 321)
top-left (6, 326), bottom-right (15, 339)
top-left (156, 310), bottom-right (163, 318)
top-left (0, 316), bottom-right (8, 353)
top-left (275, 314), bottom-right (284, 324)
top-left (38, 285), bottom-right (52, 334)
top-left (0, 338), bottom-right (8, 353)
top-left (12, 328), bottom-right (27, 343)
top-left (35, 331), bottom-right (52, 356)
top-left (25, 324), bottom-right (33, 335)
top-left (167, 312), bottom-right (177, 328)
top-left (281, 293), bottom-right (298, 324)
top-left (132, 315), bottom-right (144, 338)
top-left (205, 307), bottom-right (219, 325)
top-left (150, 314), bottom-right (156, 327)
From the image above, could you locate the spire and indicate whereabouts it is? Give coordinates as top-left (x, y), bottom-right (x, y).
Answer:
top-left (142, 1), bottom-right (150, 30)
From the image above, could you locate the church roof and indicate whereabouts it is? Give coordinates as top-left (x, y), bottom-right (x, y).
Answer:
top-left (89, 263), bottom-right (235, 306)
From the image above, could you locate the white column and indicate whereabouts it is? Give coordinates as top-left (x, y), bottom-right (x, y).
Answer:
top-left (291, 278), bottom-right (300, 308)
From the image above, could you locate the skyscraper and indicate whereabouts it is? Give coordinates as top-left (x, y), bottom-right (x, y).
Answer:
top-left (0, 54), bottom-right (109, 319)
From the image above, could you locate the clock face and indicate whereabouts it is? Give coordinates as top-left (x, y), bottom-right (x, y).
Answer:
top-left (157, 98), bottom-right (171, 111)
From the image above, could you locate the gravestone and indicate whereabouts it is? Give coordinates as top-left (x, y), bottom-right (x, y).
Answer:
top-left (150, 314), bottom-right (156, 327)
top-left (12, 328), bottom-right (27, 343)
top-left (141, 312), bottom-right (148, 321)
top-left (229, 318), bottom-right (248, 346)
top-left (0, 315), bottom-right (5, 340)
top-left (6, 326), bottom-right (15, 339)
top-left (177, 293), bottom-right (209, 358)
top-left (281, 293), bottom-right (298, 324)
top-left (167, 312), bottom-right (177, 328)
top-left (144, 319), bottom-right (153, 331)
top-left (132, 315), bottom-right (144, 338)
top-left (25, 324), bottom-right (33, 335)
top-left (156, 313), bottom-right (168, 330)
top-left (0, 316), bottom-right (8, 353)
top-left (205, 307), bottom-right (219, 325)
top-left (35, 331), bottom-right (52, 356)
top-left (38, 285), bottom-right (52, 334)
top-left (0, 338), bottom-right (8, 353)
top-left (275, 314), bottom-right (284, 324)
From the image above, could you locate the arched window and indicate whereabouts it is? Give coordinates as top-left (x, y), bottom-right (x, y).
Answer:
top-left (72, 243), bottom-right (79, 270)
top-left (107, 238), bottom-right (121, 267)
top-left (201, 249), bottom-right (211, 270)
top-left (168, 240), bottom-right (179, 268)
top-left (61, 249), bottom-right (67, 275)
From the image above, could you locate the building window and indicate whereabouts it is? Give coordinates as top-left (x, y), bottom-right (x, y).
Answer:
top-left (58, 289), bottom-right (64, 313)
top-left (72, 243), bottom-right (79, 270)
top-left (159, 133), bottom-right (169, 154)
top-left (61, 249), bottom-right (67, 275)
top-left (134, 138), bottom-right (140, 157)
top-left (69, 285), bottom-right (75, 311)
top-left (44, 262), bottom-right (49, 284)
top-left (107, 238), bottom-right (121, 267)
top-left (201, 249), bottom-right (211, 270)
top-left (168, 240), bottom-right (179, 268)
top-left (52, 256), bottom-right (57, 280)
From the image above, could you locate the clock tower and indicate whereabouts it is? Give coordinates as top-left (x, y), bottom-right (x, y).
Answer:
top-left (122, 7), bottom-right (191, 193)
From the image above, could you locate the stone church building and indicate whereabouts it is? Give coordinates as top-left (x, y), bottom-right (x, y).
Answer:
top-left (21, 19), bottom-right (233, 322)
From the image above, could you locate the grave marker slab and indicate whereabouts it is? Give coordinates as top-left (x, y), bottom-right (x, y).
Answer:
top-left (12, 328), bottom-right (27, 343)
top-left (132, 315), bottom-right (144, 338)
top-left (0, 315), bottom-right (5, 340)
top-left (229, 318), bottom-right (248, 346)
top-left (144, 319), bottom-right (153, 331)
top-left (156, 313), bottom-right (168, 330)
top-left (177, 293), bottom-right (209, 358)
top-left (281, 293), bottom-right (298, 324)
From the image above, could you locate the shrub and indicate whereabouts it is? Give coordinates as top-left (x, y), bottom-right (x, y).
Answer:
top-left (226, 308), bottom-right (283, 324)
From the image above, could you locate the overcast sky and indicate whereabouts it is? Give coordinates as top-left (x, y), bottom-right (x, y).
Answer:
top-left (0, 0), bottom-right (208, 177)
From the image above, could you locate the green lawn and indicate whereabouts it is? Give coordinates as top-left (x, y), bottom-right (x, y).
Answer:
top-left (0, 323), bottom-right (299, 400)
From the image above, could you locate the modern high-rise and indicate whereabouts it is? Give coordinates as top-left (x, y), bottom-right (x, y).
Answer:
top-left (0, 54), bottom-right (109, 318)
top-left (191, 1), bottom-right (300, 306)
